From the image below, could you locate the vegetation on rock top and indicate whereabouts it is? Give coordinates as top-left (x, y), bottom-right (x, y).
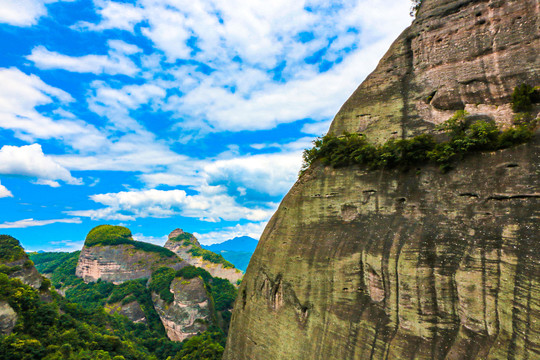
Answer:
top-left (172, 232), bottom-right (235, 269)
top-left (85, 225), bottom-right (177, 258)
top-left (301, 89), bottom-right (538, 175)
top-left (0, 235), bottom-right (27, 263)
top-left (187, 247), bottom-right (235, 269)
top-left (150, 266), bottom-right (237, 330)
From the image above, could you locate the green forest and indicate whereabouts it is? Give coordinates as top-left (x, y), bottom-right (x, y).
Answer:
top-left (0, 235), bottom-right (233, 360)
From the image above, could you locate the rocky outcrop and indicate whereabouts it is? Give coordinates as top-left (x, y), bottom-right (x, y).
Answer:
top-left (331, 0), bottom-right (539, 143)
top-left (224, 1), bottom-right (539, 359)
top-left (0, 301), bottom-right (17, 335)
top-left (76, 244), bottom-right (184, 284)
top-left (105, 300), bottom-right (147, 324)
top-left (76, 225), bottom-right (186, 284)
top-left (3, 258), bottom-right (43, 290)
top-left (165, 229), bottom-right (243, 284)
top-left (152, 276), bottom-right (214, 342)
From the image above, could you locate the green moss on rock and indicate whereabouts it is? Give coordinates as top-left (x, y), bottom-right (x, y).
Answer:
top-left (84, 225), bottom-right (176, 258)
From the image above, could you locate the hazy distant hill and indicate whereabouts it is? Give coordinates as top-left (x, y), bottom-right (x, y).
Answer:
top-left (202, 236), bottom-right (258, 272)
top-left (202, 236), bottom-right (258, 253)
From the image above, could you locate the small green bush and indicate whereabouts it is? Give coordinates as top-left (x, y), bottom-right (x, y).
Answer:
top-left (188, 247), bottom-right (235, 269)
top-left (511, 84), bottom-right (536, 112)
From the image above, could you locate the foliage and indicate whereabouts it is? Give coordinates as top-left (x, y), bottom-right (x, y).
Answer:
top-left (410, 0), bottom-right (423, 17)
top-left (84, 225), bottom-right (176, 258)
top-left (511, 84), bottom-right (539, 113)
top-left (0, 273), bottom-right (158, 360)
top-left (170, 232), bottom-right (197, 246)
top-left (148, 267), bottom-right (176, 304)
top-left (85, 225), bottom-right (133, 247)
top-left (172, 332), bottom-right (225, 360)
top-left (301, 110), bottom-right (536, 174)
top-left (0, 235), bottom-right (27, 263)
top-left (150, 266), bottom-right (237, 332)
top-left (22, 247), bottom-right (235, 360)
top-left (187, 246), bottom-right (235, 268)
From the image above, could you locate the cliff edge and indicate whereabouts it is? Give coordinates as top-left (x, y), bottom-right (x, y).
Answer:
top-left (224, 1), bottom-right (539, 359)
top-left (76, 225), bottom-right (185, 284)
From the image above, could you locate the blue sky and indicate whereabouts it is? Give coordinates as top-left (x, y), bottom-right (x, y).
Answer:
top-left (0, 0), bottom-right (411, 251)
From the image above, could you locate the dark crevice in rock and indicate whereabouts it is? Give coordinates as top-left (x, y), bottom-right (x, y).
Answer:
top-left (459, 193), bottom-right (480, 198)
top-left (487, 194), bottom-right (540, 200)
top-left (401, 35), bottom-right (415, 140)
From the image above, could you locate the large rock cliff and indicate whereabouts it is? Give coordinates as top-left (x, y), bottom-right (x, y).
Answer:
top-left (165, 229), bottom-right (243, 284)
top-left (224, 1), bottom-right (539, 359)
top-left (76, 225), bottom-right (185, 284)
top-left (152, 275), bottom-right (214, 341)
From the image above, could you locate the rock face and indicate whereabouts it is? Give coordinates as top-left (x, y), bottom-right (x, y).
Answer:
top-left (76, 244), bottom-right (184, 284)
top-left (331, 0), bottom-right (539, 144)
top-left (165, 229), bottom-right (243, 284)
top-left (0, 301), bottom-right (17, 335)
top-left (152, 276), bottom-right (214, 342)
top-left (224, 1), bottom-right (539, 359)
top-left (105, 300), bottom-right (147, 324)
top-left (76, 225), bottom-right (185, 284)
top-left (4, 258), bottom-right (43, 290)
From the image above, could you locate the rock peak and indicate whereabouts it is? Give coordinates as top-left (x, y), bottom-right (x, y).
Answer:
top-left (168, 228), bottom-right (184, 239)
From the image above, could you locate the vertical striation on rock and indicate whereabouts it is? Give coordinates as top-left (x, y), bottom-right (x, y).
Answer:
top-left (224, 0), bottom-right (540, 359)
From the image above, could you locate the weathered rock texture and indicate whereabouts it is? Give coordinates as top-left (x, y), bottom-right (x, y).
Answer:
top-left (105, 300), bottom-right (147, 324)
top-left (4, 258), bottom-right (43, 290)
top-left (165, 229), bottom-right (243, 284)
top-left (152, 276), bottom-right (214, 341)
top-left (0, 301), bottom-right (17, 335)
top-left (76, 244), bottom-right (185, 284)
top-left (331, 0), bottom-right (540, 144)
top-left (224, 1), bottom-right (539, 359)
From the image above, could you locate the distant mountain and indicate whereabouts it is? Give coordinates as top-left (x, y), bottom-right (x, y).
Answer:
top-left (201, 237), bottom-right (259, 272)
top-left (202, 236), bottom-right (258, 253)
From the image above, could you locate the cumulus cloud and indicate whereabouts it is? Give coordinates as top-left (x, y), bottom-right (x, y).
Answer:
top-left (194, 222), bottom-right (265, 245)
top-left (0, 68), bottom-right (106, 150)
top-left (204, 152), bottom-right (302, 196)
top-left (28, 40), bottom-right (141, 75)
top-left (0, 181), bottom-right (13, 198)
top-left (68, 187), bottom-right (276, 222)
top-left (74, 0), bottom-right (145, 32)
top-left (0, 0), bottom-right (72, 27)
top-left (0, 144), bottom-right (82, 186)
top-left (0, 217), bottom-right (82, 229)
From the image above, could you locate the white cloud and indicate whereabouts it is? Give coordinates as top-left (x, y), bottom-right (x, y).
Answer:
top-left (0, 68), bottom-right (106, 150)
top-left (204, 152), bottom-right (302, 196)
top-left (74, 0), bottom-right (145, 32)
top-left (0, 144), bottom-right (82, 186)
top-left (28, 40), bottom-right (141, 75)
top-left (0, 217), bottom-right (81, 229)
top-left (0, 181), bottom-right (13, 198)
top-left (68, 187), bottom-right (276, 222)
top-left (0, 0), bottom-right (72, 27)
top-left (132, 233), bottom-right (168, 246)
top-left (194, 222), bottom-right (265, 245)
